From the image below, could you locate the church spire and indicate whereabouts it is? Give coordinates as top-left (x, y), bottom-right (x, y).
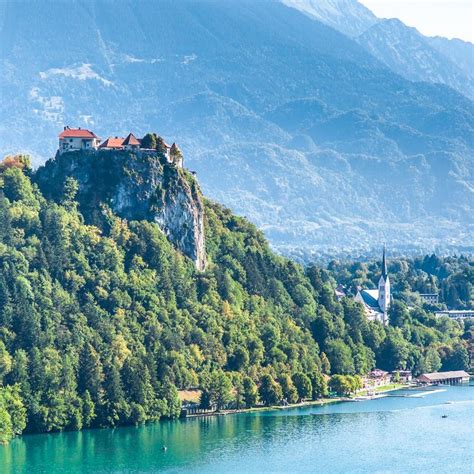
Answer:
top-left (381, 245), bottom-right (388, 280)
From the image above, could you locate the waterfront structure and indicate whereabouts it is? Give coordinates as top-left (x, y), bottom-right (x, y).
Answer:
top-left (434, 310), bottom-right (474, 319)
top-left (418, 370), bottom-right (470, 385)
top-left (58, 127), bottom-right (100, 153)
top-left (355, 247), bottom-right (391, 324)
top-left (392, 370), bottom-right (412, 382)
top-left (365, 369), bottom-right (390, 387)
top-left (419, 293), bottom-right (439, 304)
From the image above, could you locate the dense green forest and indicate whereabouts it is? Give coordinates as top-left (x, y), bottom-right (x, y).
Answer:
top-left (0, 155), bottom-right (471, 443)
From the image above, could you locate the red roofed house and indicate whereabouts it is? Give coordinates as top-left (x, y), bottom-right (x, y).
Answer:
top-left (122, 133), bottom-right (140, 150)
top-left (59, 127), bottom-right (100, 154)
top-left (99, 137), bottom-right (126, 150)
top-left (99, 133), bottom-right (140, 151)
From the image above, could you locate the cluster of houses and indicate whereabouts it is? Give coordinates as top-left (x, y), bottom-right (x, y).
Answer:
top-left (58, 127), bottom-right (182, 167)
top-left (364, 368), bottom-right (470, 390)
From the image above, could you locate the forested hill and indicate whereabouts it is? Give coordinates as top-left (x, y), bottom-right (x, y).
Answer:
top-left (0, 152), bottom-right (469, 443)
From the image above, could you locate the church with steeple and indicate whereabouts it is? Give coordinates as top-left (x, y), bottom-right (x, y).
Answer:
top-left (355, 247), bottom-right (391, 325)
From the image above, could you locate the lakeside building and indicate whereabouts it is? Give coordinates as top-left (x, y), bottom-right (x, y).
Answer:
top-left (364, 369), bottom-right (391, 388)
top-left (419, 293), bottom-right (439, 304)
top-left (392, 370), bottom-right (412, 383)
top-left (417, 370), bottom-right (470, 385)
top-left (434, 310), bottom-right (474, 320)
top-left (355, 247), bottom-right (391, 324)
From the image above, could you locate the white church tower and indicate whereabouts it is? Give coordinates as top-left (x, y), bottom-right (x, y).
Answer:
top-left (378, 246), bottom-right (391, 324)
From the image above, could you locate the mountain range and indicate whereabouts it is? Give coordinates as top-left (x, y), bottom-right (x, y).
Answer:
top-left (0, 0), bottom-right (473, 256)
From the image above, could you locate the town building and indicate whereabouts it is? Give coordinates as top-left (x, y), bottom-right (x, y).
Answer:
top-left (392, 370), bottom-right (412, 383)
top-left (122, 133), bottom-right (140, 150)
top-left (434, 310), bottom-right (474, 320)
top-left (419, 293), bottom-right (439, 304)
top-left (99, 133), bottom-right (141, 151)
top-left (99, 137), bottom-right (126, 150)
top-left (365, 369), bottom-right (390, 388)
top-left (58, 127), bottom-right (100, 153)
top-left (355, 247), bottom-right (391, 324)
top-left (417, 370), bottom-right (470, 385)
top-left (334, 284), bottom-right (346, 301)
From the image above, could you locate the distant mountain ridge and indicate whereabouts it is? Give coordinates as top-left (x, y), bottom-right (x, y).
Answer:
top-left (284, 0), bottom-right (474, 99)
top-left (0, 0), bottom-right (473, 254)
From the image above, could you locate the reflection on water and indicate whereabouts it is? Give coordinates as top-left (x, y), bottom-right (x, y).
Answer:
top-left (1, 385), bottom-right (473, 473)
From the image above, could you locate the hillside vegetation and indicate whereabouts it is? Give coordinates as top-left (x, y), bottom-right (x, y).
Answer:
top-left (0, 154), bottom-right (470, 443)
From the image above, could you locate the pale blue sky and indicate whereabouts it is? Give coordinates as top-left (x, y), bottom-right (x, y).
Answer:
top-left (360, 0), bottom-right (473, 42)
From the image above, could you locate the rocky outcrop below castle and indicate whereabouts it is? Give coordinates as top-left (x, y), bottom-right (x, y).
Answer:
top-left (35, 149), bottom-right (206, 270)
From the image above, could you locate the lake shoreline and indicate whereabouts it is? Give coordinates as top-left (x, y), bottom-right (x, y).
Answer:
top-left (184, 383), bottom-right (410, 419)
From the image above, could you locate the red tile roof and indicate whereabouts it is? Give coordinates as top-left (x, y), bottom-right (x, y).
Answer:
top-left (59, 127), bottom-right (98, 139)
top-left (99, 137), bottom-right (125, 149)
top-left (122, 133), bottom-right (140, 146)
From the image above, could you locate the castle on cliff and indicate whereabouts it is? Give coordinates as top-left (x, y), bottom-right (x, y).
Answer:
top-left (58, 127), bottom-right (182, 167)
top-left (355, 247), bottom-right (391, 325)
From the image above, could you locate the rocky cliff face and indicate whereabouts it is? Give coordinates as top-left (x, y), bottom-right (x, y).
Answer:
top-left (35, 150), bottom-right (206, 270)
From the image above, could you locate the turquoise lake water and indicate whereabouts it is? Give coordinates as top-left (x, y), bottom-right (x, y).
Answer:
top-left (1, 384), bottom-right (473, 473)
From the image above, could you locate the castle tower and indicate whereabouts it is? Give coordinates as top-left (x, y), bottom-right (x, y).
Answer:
top-left (378, 246), bottom-right (391, 324)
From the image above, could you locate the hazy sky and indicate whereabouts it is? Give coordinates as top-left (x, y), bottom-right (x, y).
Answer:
top-left (360, 0), bottom-right (473, 43)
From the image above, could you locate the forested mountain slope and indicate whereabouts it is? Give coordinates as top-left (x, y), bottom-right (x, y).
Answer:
top-left (0, 152), bottom-right (469, 442)
top-left (1, 0), bottom-right (473, 253)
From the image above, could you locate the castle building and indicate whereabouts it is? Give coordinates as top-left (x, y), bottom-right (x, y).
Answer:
top-left (355, 247), bottom-right (391, 324)
top-left (58, 128), bottom-right (181, 167)
top-left (99, 133), bottom-right (141, 151)
top-left (58, 127), bottom-right (100, 153)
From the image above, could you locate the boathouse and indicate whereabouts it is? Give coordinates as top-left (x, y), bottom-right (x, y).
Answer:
top-left (417, 370), bottom-right (470, 385)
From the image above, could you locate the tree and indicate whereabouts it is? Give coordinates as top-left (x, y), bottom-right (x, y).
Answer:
top-left (309, 371), bottom-right (328, 399)
top-left (0, 341), bottom-right (12, 384)
top-left (202, 371), bottom-right (233, 411)
top-left (160, 380), bottom-right (182, 418)
top-left (329, 375), bottom-right (352, 396)
top-left (78, 344), bottom-right (104, 401)
top-left (155, 136), bottom-right (167, 154)
top-left (228, 347), bottom-right (250, 371)
top-left (141, 133), bottom-right (157, 149)
top-left (389, 301), bottom-right (411, 327)
top-left (82, 390), bottom-right (96, 427)
top-left (279, 375), bottom-right (298, 404)
top-left (320, 352), bottom-right (331, 374)
top-left (259, 374), bottom-right (283, 406)
top-left (0, 385), bottom-right (26, 443)
top-left (292, 372), bottom-right (312, 401)
top-left (199, 390), bottom-right (212, 410)
top-left (325, 339), bottom-right (355, 375)
top-left (418, 347), bottom-right (442, 374)
top-left (62, 177), bottom-right (79, 209)
top-left (442, 343), bottom-right (469, 371)
top-left (242, 376), bottom-right (259, 408)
